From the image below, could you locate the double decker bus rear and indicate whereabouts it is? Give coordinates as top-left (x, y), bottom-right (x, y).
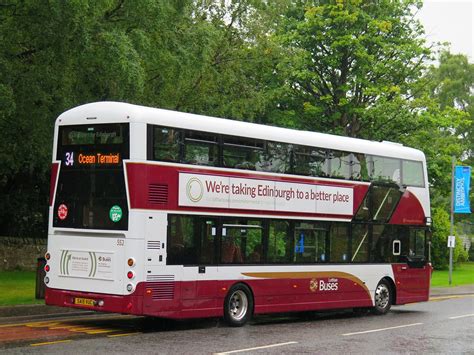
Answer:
top-left (45, 112), bottom-right (144, 314)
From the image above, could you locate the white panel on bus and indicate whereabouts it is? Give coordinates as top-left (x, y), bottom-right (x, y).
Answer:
top-left (144, 212), bottom-right (167, 266)
top-left (130, 122), bottom-right (147, 160)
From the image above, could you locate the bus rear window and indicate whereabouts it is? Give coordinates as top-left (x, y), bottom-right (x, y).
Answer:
top-left (60, 124), bottom-right (127, 146)
top-left (57, 124), bottom-right (129, 167)
top-left (54, 123), bottom-right (129, 230)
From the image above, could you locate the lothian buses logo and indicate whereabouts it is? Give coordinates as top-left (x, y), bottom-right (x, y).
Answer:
top-left (186, 177), bottom-right (204, 203)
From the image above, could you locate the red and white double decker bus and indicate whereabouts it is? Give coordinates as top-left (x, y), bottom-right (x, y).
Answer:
top-left (45, 102), bottom-right (432, 326)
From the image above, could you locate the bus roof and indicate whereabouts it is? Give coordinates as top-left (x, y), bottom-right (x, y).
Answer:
top-left (57, 101), bottom-right (425, 161)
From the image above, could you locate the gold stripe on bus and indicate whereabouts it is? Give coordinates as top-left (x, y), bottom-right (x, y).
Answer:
top-left (242, 271), bottom-right (371, 297)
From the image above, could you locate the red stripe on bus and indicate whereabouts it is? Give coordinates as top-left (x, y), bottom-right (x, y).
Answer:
top-left (125, 162), bottom-right (369, 218)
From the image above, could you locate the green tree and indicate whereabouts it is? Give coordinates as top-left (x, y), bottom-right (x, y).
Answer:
top-left (424, 51), bottom-right (473, 201)
top-left (0, 0), bottom-right (185, 236)
top-left (425, 51), bottom-right (473, 259)
top-left (0, 0), bottom-right (281, 237)
top-left (142, 0), bottom-right (281, 121)
top-left (269, 0), bottom-right (431, 139)
top-left (431, 207), bottom-right (469, 269)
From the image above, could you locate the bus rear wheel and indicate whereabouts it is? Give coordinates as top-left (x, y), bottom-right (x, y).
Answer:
top-left (372, 280), bottom-right (392, 315)
top-left (223, 284), bottom-right (253, 327)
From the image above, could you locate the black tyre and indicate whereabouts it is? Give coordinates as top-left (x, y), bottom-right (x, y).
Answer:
top-left (223, 283), bottom-right (253, 327)
top-left (372, 280), bottom-right (392, 315)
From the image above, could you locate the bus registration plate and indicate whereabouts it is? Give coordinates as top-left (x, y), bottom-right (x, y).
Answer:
top-left (74, 297), bottom-right (95, 306)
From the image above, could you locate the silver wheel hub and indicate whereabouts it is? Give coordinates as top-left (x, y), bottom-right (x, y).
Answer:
top-left (229, 290), bottom-right (248, 321)
top-left (375, 283), bottom-right (390, 309)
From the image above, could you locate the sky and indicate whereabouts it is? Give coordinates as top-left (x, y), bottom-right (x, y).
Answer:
top-left (416, 0), bottom-right (474, 62)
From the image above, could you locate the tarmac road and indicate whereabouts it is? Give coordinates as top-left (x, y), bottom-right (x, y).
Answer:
top-left (0, 286), bottom-right (473, 354)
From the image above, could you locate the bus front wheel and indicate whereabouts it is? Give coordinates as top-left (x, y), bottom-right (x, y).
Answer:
top-left (372, 279), bottom-right (392, 315)
top-left (223, 284), bottom-right (253, 327)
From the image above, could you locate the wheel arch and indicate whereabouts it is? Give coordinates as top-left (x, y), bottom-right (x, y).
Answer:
top-left (382, 276), bottom-right (397, 305)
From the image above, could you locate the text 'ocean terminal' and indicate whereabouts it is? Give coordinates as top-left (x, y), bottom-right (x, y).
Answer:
top-left (179, 173), bottom-right (354, 216)
top-left (63, 151), bottom-right (121, 166)
top-left (78, 153), bottom-right (120, 165)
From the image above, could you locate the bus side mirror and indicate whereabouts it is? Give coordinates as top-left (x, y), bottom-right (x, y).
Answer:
top-left (393, 240), bottom-right (401, 255)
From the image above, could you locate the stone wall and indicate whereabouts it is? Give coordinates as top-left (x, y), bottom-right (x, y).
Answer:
top-left (0, 237), bottom-right (47, 271)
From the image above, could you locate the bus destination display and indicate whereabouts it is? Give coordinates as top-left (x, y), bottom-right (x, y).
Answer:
top-left (63, 151), bottom-right (121, 167)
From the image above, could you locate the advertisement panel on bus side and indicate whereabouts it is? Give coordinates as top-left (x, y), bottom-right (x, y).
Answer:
top-left (178, 173), bottom-right (354, 216)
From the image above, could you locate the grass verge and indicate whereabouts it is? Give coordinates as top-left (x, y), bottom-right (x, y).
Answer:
top-left (0, 271), bottom-right (44, 306)
top-left (431, 262), bottom-right (474, 288)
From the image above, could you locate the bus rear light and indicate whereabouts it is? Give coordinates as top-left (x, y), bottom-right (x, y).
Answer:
top-left (146, 288), bottom-right (152, 295)
top-left (44, 276), bottom-right (49, 284)
top-left (127, 258), bottom-right (135, 267)
top-left (45, 252), bottom-right (51, 260)
top-left (97, 300), bottom-right (104, 307)
top-left (127, 283), bottom-right (135, 292)
top-left (44, 264), bottom-right (50, 272)
top-left (127, 271), bottom-right (135, 279)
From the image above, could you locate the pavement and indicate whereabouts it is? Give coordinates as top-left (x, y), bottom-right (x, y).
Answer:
top-left (0, 303), bottom-right (95, 321)
top-left (0, 285), bottom-right (472, 321)
top-left (429, 284), bottom-right (474, 297)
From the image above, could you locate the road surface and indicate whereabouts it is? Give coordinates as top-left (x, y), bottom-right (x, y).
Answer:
top-left (1, 294), bottom-right (473, 354)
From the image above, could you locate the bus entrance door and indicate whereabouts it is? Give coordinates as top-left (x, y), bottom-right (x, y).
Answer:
top-left (393, 229), bottom-right (431, 304)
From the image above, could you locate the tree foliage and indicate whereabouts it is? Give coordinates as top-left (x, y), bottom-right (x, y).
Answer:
top-left (0, 0), bottom-right (278, 236)
top-left (424, 51), bottom-right (474, 258)
top-left (270, 0), bottom-right (431, 139)
top-left (425, 50), bottom-right (474, 167)
top-left (431, 207), bottom-right (469, 270)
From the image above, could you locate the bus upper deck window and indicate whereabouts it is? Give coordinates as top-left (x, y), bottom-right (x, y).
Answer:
top-left (153, 127), bottom-right (180, 162)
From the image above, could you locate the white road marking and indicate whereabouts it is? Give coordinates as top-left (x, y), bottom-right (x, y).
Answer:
top-left (342, 323), bottom-right (423, 336)
top-left (449, 313), bottom-right (474, 320)
top-left (214, 341), bottom-right (298, 354)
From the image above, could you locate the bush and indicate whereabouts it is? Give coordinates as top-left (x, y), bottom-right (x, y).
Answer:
top-left (456, 239), bottom-right (469, 263)
top-left (431, 208), bottom-right (449, 269)
top-left (431, 207), bottom-right (469, 270)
